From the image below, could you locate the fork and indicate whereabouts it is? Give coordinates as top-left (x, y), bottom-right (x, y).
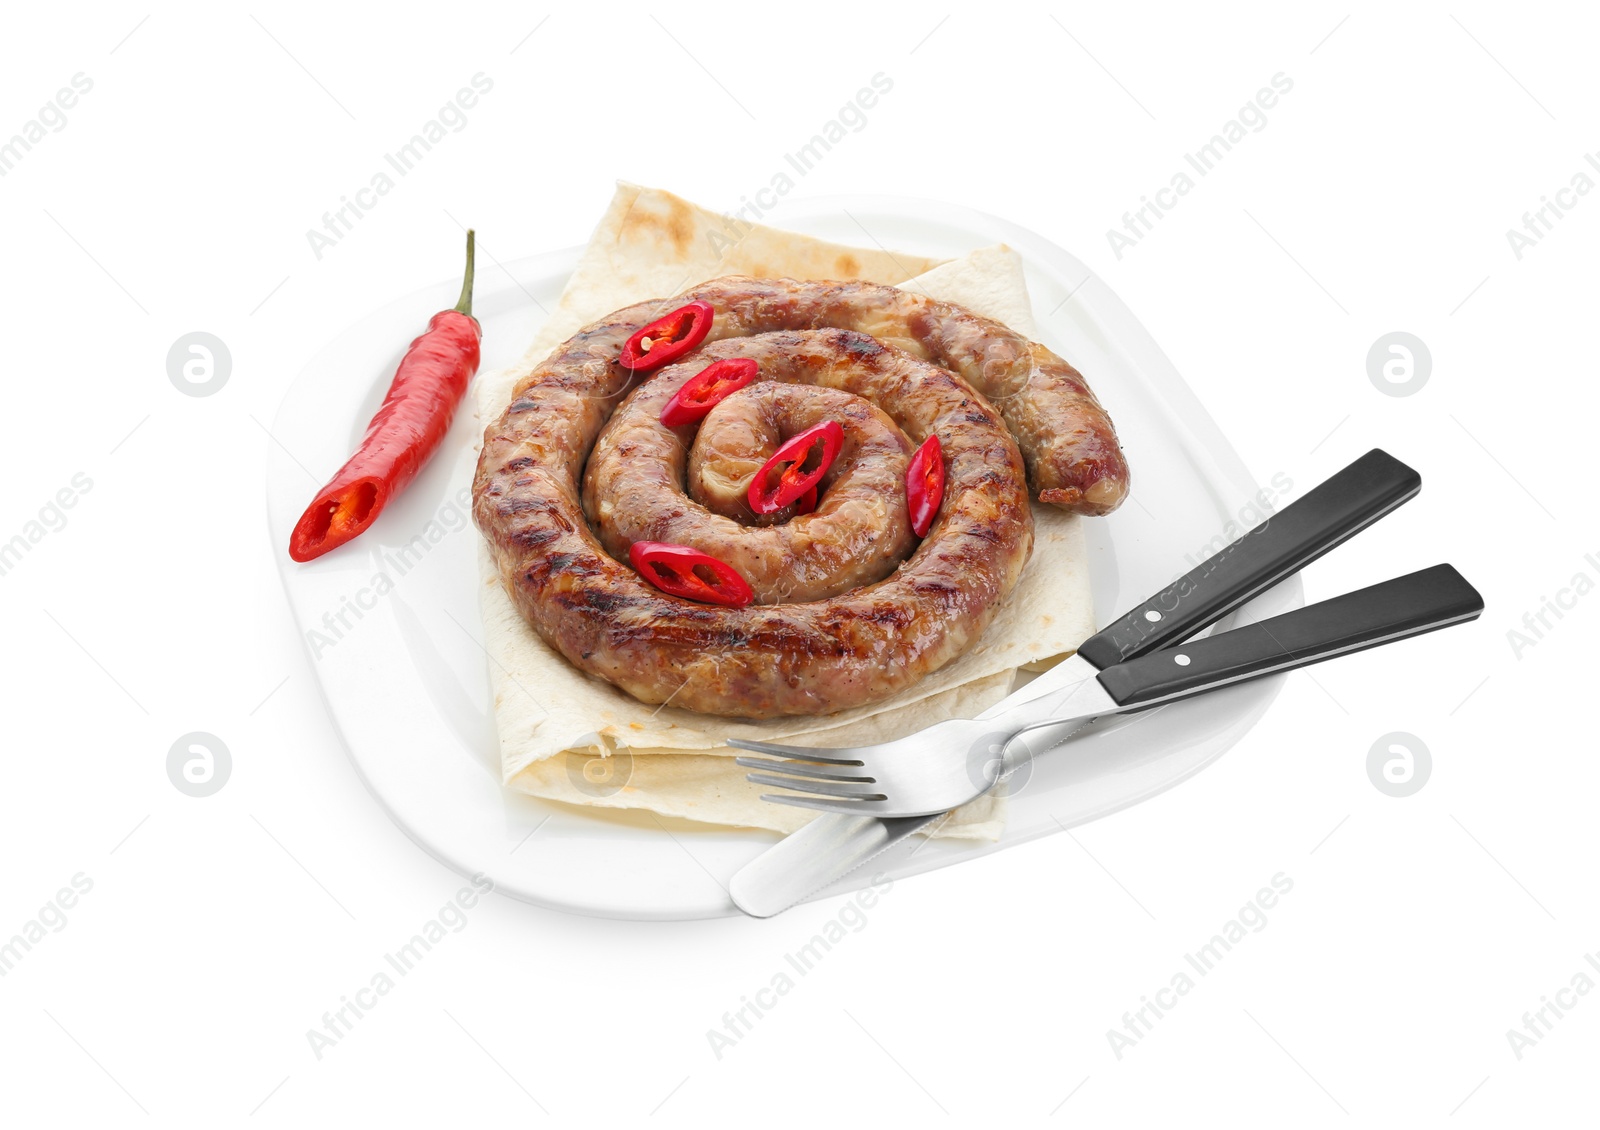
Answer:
top-left (737, 563), bottom-right (1482, 817)
top-left (732, 449), bottom-right (1483, 820)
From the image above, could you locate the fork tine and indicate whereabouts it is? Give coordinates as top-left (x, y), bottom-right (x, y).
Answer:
top-left (758, 792), bottom-right (890, 816)
top-left (725, 738), bottom-right (864, 765)
top-left (744, 773), bottom-right (887, 800)
top-left (733, 756), bottom-right (875, 782)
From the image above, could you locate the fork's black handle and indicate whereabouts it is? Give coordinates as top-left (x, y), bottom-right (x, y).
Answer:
top-left (1096, 564), bottom-right (1483, 707)
top-left (1077, 449), bottom-right (1421, 670)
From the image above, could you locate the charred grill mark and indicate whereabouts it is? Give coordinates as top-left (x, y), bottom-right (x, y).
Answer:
top-left (843, 334), bottom-right (887, 359)
top-left (560, 583), bottom-right (638, 612)
top-left (510, 526), bottom-right (561, 549)
top-left (840, 603), bottom-right (915, 628)
top-left (959, 524), bottom-right (1005, 545)
top-left (965, 469), bottom-right (1014, 491)
top-left (544, 551), bottom-right (581, 573)
top-left (501, 495), bottom-right (571, 521)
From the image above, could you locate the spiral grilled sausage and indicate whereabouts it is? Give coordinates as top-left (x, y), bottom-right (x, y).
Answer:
top-left (473, 276), bottom-right (1127, 718)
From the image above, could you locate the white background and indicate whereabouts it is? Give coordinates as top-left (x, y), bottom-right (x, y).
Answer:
top-left (2, 1), bottom-right (1594, 1124)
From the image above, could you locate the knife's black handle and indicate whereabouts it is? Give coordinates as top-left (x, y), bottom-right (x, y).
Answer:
top-left (1096, 564), bottom-right (1483, 707)
top-left (1077, 449), bottom-right (1421, 669)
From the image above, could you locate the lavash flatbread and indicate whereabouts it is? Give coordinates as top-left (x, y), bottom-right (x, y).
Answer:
top-left (473, 184), bottom-right (1095, 838)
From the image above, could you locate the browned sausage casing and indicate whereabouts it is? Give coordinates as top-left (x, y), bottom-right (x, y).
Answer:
top-left (586, 339), bottom-right (920, 605)
top-left (473, 276), bottom-right (1127, 718)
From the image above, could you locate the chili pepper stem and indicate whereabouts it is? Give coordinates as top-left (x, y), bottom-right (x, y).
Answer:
top-left (453, 229), bottom-right (476, 318)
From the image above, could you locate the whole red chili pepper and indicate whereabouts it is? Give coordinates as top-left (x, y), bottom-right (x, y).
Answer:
top-left (618, 300), bottom-right (714, 371)
top-left (748, 420), bottom-right (844, 515)
top-left (628, 541), bottom-right (754, 607)
top-left (906, 434), bottom-right (945, 537)
top-left (659, 357), bottom-right (758, 427)
top-left (288, 231), bottom-right (481, 562)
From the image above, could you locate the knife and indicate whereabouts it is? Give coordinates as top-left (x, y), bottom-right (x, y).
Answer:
top-left (728, 449), bottom-right (1422, 917)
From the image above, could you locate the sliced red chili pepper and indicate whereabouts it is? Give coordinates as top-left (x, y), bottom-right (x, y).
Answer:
top-left (747, 420), bottom-right (844, 516)
top-left (618, 300), bottom-right (714, 371)
top-left (906, 434), bottom-right (945, 537)
top-left (794, 485), bottom-right (818, 514)
top-left (628, 541), bottom-right (754, 608)
top-left (289, 230), bottom-right (481, 563)
top-left (659, 357), bottom-right (758, 427)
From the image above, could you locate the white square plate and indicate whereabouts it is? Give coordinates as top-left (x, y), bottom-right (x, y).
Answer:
top-left (265, 195), bottom-right (1299, 920)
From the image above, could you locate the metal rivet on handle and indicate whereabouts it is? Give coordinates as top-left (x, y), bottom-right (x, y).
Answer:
top-left (1144, 610), bottom-right (1162, 622)
top-left (1173, 654), bottom-right (1191, 666)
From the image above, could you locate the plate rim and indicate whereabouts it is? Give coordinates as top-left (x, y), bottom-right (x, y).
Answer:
top-left (266, 192), bottom-right (1295, 921)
